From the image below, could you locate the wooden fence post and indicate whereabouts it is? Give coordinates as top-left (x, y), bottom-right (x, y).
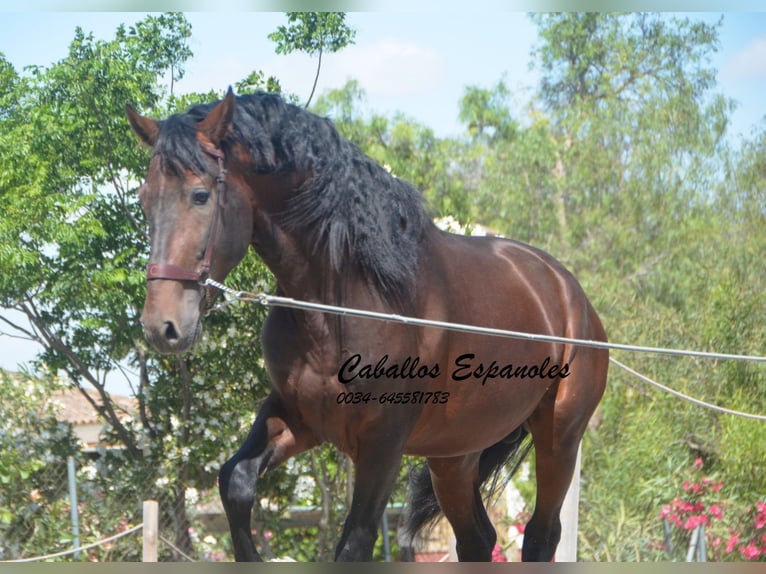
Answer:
top-left (143, 500), bottom-right (159, 562)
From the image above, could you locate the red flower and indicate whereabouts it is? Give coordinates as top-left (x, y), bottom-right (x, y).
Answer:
top-left (693, 458), bottom-right (704, 469)
top-left (725, 534), bottom-right (739, 553)
top-left (492, 544), bottom-right (508, 562)
top-left (739, 543), bottom-right (761, 560)
top-left (709, 504), bottom-right (723, 520)
top-left (684, 516), bottom-right (702, 531)
top-left (755, 506), bottom-right (766, 530)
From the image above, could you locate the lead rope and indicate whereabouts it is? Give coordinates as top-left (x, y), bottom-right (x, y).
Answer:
top-left (200, 277), bottom-right (766, 420)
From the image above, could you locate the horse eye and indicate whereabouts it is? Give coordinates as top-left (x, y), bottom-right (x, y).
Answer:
top-left (192, 189), bottom-right (210, 206)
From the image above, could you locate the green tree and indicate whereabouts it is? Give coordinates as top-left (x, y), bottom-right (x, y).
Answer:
top-left (269, 12), bottom-right (356, 107)
top-left (458, 80), bottom-right (518, 143)
top-left (0, 14), bottom-right (241, 559)
top-left (522, 13), bottom-right (763, 561)
top-left (0, 371), bottom-right (79, 559)
top-left (120, 12), bottom-right (192, 97)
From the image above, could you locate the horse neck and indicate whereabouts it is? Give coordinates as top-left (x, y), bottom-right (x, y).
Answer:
top-left (244, 170), bottom-right (343, 304)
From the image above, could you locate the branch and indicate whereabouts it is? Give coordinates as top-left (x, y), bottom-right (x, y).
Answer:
top-left (18, 299), bottom-right (142, 459)
top-left (136, 346), bottom-right (158, 440)
top-left (305, 45), bottom-right (322, 109)
top-left (177, 356), bottom-right (193, 483)
top-left (309, 449), bottom-right (333, 560)
top-left (0, 313), bottom-right (40, 342)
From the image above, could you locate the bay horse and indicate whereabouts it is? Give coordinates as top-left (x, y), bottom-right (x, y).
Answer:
top-left (127, 89), bottom-right (608, 562)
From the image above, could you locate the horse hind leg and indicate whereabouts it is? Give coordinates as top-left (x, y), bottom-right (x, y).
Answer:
top-left (520, 437), bottom-right (577, 561)
top-left (426, 454), bottom-right (496, 561)
top-left (218, 392), bottom-right (315, 561)
top-left (522, 348), bottom-right (608, 561)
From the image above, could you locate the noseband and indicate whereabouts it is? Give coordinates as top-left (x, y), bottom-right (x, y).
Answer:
top-left (145, 146), bottom-right (226, 285)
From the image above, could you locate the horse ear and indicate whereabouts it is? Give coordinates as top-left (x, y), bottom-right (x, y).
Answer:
top-left (198, 87), bottom-right (236, 148)
top-left (126, 104), bottom-right (159, 148)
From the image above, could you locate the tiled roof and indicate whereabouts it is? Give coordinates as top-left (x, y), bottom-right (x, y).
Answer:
top-left (50, 388), bottom-right (137, 426)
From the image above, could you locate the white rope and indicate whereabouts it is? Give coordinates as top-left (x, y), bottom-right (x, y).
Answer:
top-left (207, 285), bottom-right (766, 363)
top-left (203, 281), bottom-right (766, 420)
top-left (609, 357), bottom-right (766, 421)
top-left (159, 534), bottom-right (196, 562)
top-left (0, 524), bottom-right (143, 563)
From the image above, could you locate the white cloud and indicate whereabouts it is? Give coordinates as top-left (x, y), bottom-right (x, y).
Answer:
top-left (263, 38), bottom-right (447, 101)
top-left (334, 38), bottom-right (447, 97)
top-left (723, 35), bottom-right (766, 81)
top-left (179, 55), bottom-right (253, 95)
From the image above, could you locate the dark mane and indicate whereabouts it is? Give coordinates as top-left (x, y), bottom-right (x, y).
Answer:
top-left (155, 92), bottom-right (432, 305)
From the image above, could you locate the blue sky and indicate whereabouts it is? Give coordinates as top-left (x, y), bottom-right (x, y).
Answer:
top-left (2, 12), bottom-right (766, 138)
top-left (1, 10), bottom-right (766, 386)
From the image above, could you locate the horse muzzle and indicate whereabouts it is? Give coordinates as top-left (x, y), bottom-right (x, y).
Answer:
top-left (141, 282), bottom-right (204, 354)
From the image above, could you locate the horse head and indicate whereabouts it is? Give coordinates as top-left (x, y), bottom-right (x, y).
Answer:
top-left (127, 89), bottom-right (252, 353)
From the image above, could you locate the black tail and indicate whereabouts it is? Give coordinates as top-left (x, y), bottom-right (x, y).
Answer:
top-left (403, 426), bottom-right (532, 542)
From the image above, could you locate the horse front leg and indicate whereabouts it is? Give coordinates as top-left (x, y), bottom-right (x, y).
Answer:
top-left (219, 392), bottom-right (315, 561)
top-left (334, 437), bottom-right (405, 561)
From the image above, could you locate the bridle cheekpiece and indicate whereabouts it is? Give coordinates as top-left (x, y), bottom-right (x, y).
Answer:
top-left (145, 145), bottom-right (227, 286)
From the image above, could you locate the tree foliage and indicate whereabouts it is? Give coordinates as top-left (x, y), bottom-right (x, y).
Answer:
top-left (268, 12), bottom-right (356, 107)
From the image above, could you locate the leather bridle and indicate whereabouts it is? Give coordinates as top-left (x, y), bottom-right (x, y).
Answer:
top-left (145, 146), bottom-right (227, 286)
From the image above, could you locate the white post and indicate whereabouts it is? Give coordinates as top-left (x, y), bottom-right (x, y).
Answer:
top-left (142, 500), bottom-right (159, 562)
top-left (555, 442), bottom-right (581, 562)
top-left (66, 456), bottom-right (81, 559)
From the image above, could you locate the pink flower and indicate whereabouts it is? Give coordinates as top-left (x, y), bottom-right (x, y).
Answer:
top-left (709, 504), bottom-right (723, 520)
top-left (710, 536), bottom-right (722, 548)
top-left (739, 543), bottom-right (761, 560)
top-left (684, 516), bottom-right (702, 531)
top-left (683, 481), bottom-right (692, 491)
top-left (694, 458), bottom-right (704, 469)
top-left (754, 504), bottom-right (766, 529)
top-left (725, 534), bottom-right (740, 553)
top-left (711, 481), bottom-right (724, 493)
top-left (659, 505), bottom-right (671, 519)
top-left (491, 544), bottom-right (507, 562)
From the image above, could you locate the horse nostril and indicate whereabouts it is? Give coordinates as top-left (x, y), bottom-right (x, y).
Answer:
top-left (163, 321), bottom-right (180, 342)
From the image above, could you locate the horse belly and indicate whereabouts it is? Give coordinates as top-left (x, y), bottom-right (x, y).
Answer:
top-left (401, 348), bottom-right (557, 457)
